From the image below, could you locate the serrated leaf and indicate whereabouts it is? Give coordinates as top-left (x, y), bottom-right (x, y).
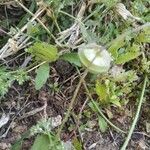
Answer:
top-left (31, 134), bottom-right (50, 150)
top-left (35, 63), bottom-right (50, 90)
top-left (98, 116), bottom-right (108, 133)
top-left (0, 68), bottom-right (29, 98)
top-left (27, 42), bottom-right (58, 62)
top-left (60, 53), bottom-right (81, 67)
top-left (115, 44), bottom-right (140, 64)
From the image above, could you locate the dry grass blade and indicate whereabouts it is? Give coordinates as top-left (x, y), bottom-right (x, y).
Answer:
top-left (0, 7), bottom-right (46, 59)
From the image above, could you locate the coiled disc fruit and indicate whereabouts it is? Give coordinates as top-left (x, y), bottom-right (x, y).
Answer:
top-left (78, 43), bottom-right (112, 74)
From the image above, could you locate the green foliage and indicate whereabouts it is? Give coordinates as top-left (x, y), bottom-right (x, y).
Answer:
top-left (48, 82), bottom-right (60, 93)
top-left (35, 63), bottom-right (50, 90)
top-left (136, 26), bottom-right (150, 43)
top-left (27, 42), bottom-right (58, 62)
top-left (95, 81), bottom-right (108, 103)
top-left (1, 0), bottom-right (150, 148)
top-left (101, 0), bottom-right (119, 8)
top-left (95, 70), bottom-right (138, 107)
top-left (92, 0), bottom-right (118, 8)
top-left (80, 24), bottom-right (93, 43)
top-left (30, 119), bottom-right (64, 150)
top-left (0, 68), bottom-right (29, 98)
top-left (88, 101), bottom-right (108, 132)
top-left (17, 0), bottom-right (36, 28)
top-left (12, 118), bottom-right (64, 150)
top-left (108, 25), bottom-right (150, 64)
top-left (113, 70), bottom-right (138, 83)
top-left (115, 44), bottom-right (140, 64)
top-left (31, 134), bottom-right (50, 150)
top-left (141, 57), bottom-right (150, 74)
top-left (98, 116), bottom-right (108, 133)
top-left (108, 37), bottom-right (125, 59)
top-left (27, 22), bottom-right (40, 36)
top-left (60, 52), bottom-right (81, 67)
top-left (72, 138), bottom-right (82, 150)
top-left (30, 118), bottom-right (56, 136)
top-left (45, 0), bottom-right (75, 14)
top-left (95, 80), bottom-right (121, 107)
top-left (131, 0), bottom-right (150, 21)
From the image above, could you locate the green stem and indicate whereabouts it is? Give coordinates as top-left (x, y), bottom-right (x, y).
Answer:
top-left (81, 78), bottom-right (126, 134)
top-left (120, 75), bottom-right (147, 150)
top-left (91, 100), bottom-right (126, 133)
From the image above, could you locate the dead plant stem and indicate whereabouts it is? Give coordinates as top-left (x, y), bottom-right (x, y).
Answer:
top-left (57, 70), bottom-right (88, 137)
top-left (15, 0), bottom-right (61, 46)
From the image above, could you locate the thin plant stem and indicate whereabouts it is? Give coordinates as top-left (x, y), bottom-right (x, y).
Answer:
top-left (15, 0), bottom-right (60, 45)
top-left (57, 49), bottom-right (99, 137)
top-left (120, 75), bottom-right (148, 150)
top-left (57, 70), bottom-right (88, 137)
top-left (27, 61), bottom-right (46, 73)
top-left (59, 10), bottom-right (84, 26)
top-left (76, 69), bottom-right (126, 134)
top-left (91, 99), bottom-right (126, 133)
top-left (0, 7), bottom-right (46, 59)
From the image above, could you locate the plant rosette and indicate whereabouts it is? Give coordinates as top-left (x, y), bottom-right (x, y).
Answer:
top-left (78, 43), bottom-right (113, 74)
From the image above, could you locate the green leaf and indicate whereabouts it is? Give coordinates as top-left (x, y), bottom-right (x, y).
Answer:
top-left (27, 42), bottom-right (58, 62)
top-left (35, 63), bottom-right (50, 90)
top-left (0, 68), bottom-right (29, 98)
top-left (136, 30), bottom-right (150, 43)
top-left (31, 134), bottom-right (50, 150)
top-left (72, 138), bottom-right (82, 150)
top-left (89, 101), bottom-right (108, 132)
top-left (60, 53), bottom-right (81, 67)
top-left (115, 44), bottom-right (140, 64)
top-left (110, 97), bottom-right (121, 107)
top-left (108, 36), bottom-right (125, 59)
top-left (88, 101), bottom-right (98, 112)
top-left (98, 116), bottom-right (108, 133)
top-left (27, 22), bottom-right (40, 36)
top-left (95, 81), bottom-right (108, 103)
top-left (14, 69), bottom-right (30, 85)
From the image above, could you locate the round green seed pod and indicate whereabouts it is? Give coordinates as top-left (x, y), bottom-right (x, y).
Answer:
top-left (78, 43), bottom-right (112, 74)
